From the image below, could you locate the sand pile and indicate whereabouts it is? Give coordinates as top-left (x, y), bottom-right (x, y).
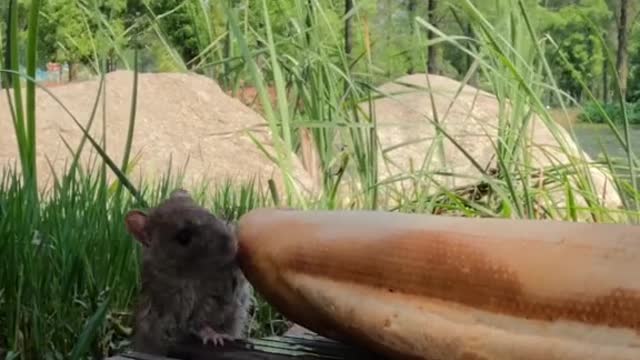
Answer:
top-left (355, 73), bottom-right (622, 218)
top-left (0, 70), bottom-right (315, 196)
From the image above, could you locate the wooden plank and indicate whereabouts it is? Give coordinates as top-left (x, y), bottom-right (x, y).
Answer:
top-left (105, 333), bottom-right (386, 360)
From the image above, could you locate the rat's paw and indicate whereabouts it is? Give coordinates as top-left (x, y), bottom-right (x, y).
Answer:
top-left (198, 326), bottom-right (235, 347)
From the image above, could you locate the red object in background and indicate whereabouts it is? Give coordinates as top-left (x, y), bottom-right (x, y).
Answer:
top-left (46, 62), bottom-right (61, 73)
top-left (43, 62), bottom-right (64, 88)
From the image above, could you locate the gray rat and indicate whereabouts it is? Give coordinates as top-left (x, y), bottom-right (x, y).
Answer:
top-left (124, 189), bottom-right (253, 355)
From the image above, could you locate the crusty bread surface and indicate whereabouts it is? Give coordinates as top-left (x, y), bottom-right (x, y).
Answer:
top-left (236, 208), bottom-right (640, 360)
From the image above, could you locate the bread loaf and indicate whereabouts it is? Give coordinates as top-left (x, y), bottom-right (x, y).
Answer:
top-left (236, 208), bottom-right (640, 359)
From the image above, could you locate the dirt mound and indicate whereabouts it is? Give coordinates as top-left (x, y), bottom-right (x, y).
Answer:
top-left (357, 73), bottom-right (622, 219)
top-left (0, 70), bottom-right (315, 196)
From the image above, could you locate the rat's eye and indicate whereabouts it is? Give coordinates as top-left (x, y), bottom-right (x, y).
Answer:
top-left (216, 232), bottom-right (234, 251)
top-left (175, 228), bottom-right (193, 246)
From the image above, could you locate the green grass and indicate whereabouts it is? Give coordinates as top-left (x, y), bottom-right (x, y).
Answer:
top-left (2, 0), bottom-right (640, 359)
top-left (0, 161), bottom-right (276, 359)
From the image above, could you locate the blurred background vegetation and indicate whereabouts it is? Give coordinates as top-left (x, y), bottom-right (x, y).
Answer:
top-left (3, 0), bottom-right (639, 105)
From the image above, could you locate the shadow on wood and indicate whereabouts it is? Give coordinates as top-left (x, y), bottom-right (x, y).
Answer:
top-left (105, 332), bottom-right (387, 360)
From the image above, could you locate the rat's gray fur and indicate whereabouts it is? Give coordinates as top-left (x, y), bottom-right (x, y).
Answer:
top-left (126, 189), bottom-right (253, 355)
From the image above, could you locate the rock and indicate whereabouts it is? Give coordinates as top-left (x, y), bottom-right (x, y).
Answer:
top-left (356, 73), bottom-right (622, 220)
top-left (0, 70), bottom-right (316, 198)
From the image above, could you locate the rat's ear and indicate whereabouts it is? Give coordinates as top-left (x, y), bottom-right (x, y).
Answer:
top-left (125, 210), bottom-right (151, 247)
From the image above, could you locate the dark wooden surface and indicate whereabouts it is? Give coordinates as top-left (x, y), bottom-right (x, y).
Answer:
top-left (105, 333), bottom-right (387, 360)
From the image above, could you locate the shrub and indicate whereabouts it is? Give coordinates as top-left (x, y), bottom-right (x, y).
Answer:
top-left (578, 101), bottom-right (640, 125)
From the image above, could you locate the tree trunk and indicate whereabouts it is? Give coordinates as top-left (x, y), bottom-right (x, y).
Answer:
top-left (427, 0), bottom-right (439, 74)
top-left (407, 0), bottom-right (417, 74)
top-left (68, 62), bottom-right (77, 82)
top-left (465, 21), bottom-right (478, 86)
top-left (306, 0), bottom-right (313, 46)
top-left (616, 0), bottom-right (630, 100)
top-left (107, 57), bottom-right (116, 73)
top-left (344, 0), bottom-right (353, 61)
top-left (603, 56), bottom-right (609, 103)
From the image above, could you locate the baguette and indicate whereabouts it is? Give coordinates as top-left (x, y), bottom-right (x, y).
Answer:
top-left (235, 208), bottom-right (640, 360)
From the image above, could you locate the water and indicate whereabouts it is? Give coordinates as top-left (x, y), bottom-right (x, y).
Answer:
top-left (570, 123), bottom-right (640, 160)
top-left (569, 123), bottom-right (640, 194)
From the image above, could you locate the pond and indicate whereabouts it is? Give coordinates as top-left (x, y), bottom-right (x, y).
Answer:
top-left (568, 123), bottom-right (640, 192)
top-left (570, 123), bottom-right (640, 161)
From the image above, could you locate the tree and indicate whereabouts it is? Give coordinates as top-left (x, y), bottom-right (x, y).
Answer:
top-left (345, 0), bottom-right (354, 60)
top-left (406, 0), bottom-right (417, 74)
top-left (597, 0), bottom-right (618, 102)
top-left (446, 4), bottom-right (477, 84)
top-left (540, 0), bottom-right (612, 102)
top-left (95, 0), bottom-right (128, 72)
top-left (611, 0), bottom-right (640, 101)
top-left (617, 0), bottom-right (630, 99)
top-left (39, 0), bottom-right (91, 80)
top-left (427, 0), bottom-right (439, 74)
top-left (37, 0), bottom-right (129, 80)
top-left (626, 23), bottom-right (640, 100)
top-left (0, 1), bottom-right (8, 69)
top-left (147, 0), bottom-right (201, 67)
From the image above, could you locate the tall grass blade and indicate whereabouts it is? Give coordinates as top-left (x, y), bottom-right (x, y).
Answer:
top-left (223, 2), bottom-right (302, 205)
top-left (117, 49), bottom-right (139, 198)
top-left (69, 298), bottom-right (110, 360)
top-left (5, 0), bottom-right (28, 189)
top-left (25, 0), bottom-right (41, 196)
top-left (66, 73), bottom-right (106, 186)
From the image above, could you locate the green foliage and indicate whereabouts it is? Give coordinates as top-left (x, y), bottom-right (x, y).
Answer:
top-left (145, 0), bottom-right (205, 68)
top-left (0, 1), bottom-right (8, 54)
top-left (38, 0), bottom-right (130, 73)
top-left (579, 101), bottom-right (640, 124)
top-left (40, 0), bottom-right (92, 65)
top-left (626, 20), bottom-right (640, 101)
top-left (540, 0), bottom-right (612, 101)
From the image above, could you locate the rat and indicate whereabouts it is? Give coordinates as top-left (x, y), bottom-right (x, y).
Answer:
top-left (124, 189), bottom-right (253, 355)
